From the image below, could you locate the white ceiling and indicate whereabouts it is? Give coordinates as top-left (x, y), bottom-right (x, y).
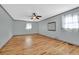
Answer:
top-left (2, 4), bottom-right (79, 22)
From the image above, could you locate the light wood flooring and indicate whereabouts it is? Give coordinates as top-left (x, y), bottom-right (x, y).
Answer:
top-left (0, 34), bottom-right (79, 55)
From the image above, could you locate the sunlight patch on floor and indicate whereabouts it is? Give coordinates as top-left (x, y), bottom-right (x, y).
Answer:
top-left (24, 36), bottom-right (33, 48)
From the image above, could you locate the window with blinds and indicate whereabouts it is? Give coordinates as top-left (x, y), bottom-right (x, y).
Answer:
top-left (62, 13), bottom-right (79, 31)
top-left (25, 23), bottom-right (32, 30)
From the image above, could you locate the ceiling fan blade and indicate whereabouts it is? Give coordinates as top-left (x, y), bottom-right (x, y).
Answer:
top-left (33, 13), bottom-right (36, 16)
top-left (37, 16), bottom-right (42, 17)
top-left (36, 17), bottom-right (39, 19)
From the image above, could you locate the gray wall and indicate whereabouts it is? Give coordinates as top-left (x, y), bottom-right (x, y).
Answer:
top-left (38, 7), bottom-right (79, 45)
top-left (0, 6), bottom-right (13, 48)
top-left (13, 20), bottom-right (39, 35)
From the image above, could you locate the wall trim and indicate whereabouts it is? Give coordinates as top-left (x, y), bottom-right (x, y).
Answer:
top-left (0, 35), bottom-right (14, 49)
top-left (13, 33), bottom-right (38, 36)
top-left (13, 33), bottom-right (79, 47)
top-left (0, 33), bottom-right (79, 50)
top-left (38, 33), bottom-right (79, 47)
top-left (39, 6), bottom-right (79, 22)
top-left (0, 4), bottom-right (14, 21)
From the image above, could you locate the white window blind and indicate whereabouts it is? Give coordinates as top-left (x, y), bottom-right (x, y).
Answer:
top-left (62, 13), bottom-right (79, 31)
top-left (25, 23), bottom-right (32, 30)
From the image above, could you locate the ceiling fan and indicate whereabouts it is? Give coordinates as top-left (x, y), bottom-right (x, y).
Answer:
top-left (31, 13), bottom-right (42, 20)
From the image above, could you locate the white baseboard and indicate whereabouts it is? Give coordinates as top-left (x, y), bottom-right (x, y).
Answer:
top-left (0, 35), bottom-right (13, 49)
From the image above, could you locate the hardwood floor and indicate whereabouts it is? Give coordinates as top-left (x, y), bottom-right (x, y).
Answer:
top-left (0, 34), bottom-right (79, 55)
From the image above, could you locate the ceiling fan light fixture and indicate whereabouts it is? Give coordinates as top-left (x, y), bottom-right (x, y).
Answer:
top-left (32, 16), bottom-right (36, 20)
top-left (33, 16), bottom-right (36, 19)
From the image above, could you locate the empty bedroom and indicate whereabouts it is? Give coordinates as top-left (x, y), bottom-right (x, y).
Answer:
top-left (0, 4), bottom-right (79, 55)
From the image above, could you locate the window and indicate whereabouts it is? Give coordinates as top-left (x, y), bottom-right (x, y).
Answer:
top-left (62, 13), bottom-right (79, 31)
top-left (25, 23), bottom-right (32, 30)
